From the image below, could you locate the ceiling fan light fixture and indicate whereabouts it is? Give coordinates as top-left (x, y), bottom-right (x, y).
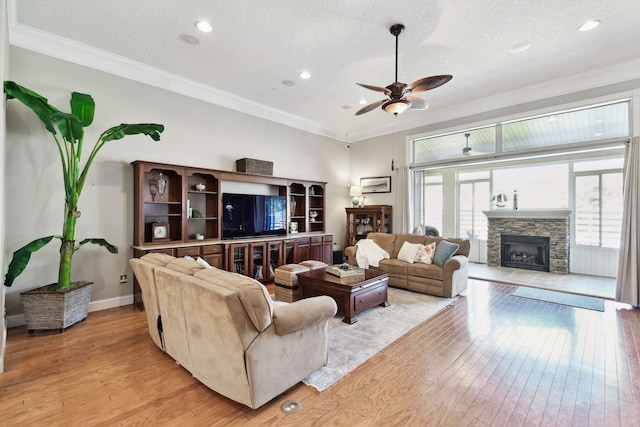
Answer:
top-left (354, 24), bottom-right (452, 116)
top-left (383, 99), bottom-right (410, 116)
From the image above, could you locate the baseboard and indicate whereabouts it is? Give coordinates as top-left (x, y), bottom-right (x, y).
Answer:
top-left (6, 294), bottom-right (135, 328)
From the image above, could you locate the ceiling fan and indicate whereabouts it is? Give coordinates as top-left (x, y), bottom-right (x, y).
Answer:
top-left (462, 132), bottom-right (490, 156)
top-left (355, 24), bottom-right (452, 116)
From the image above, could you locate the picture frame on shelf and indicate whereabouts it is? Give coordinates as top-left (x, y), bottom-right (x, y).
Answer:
top-left (150, 222), bottom-right (171, 242)
top-left (361, 176), bottom-right (391, 194)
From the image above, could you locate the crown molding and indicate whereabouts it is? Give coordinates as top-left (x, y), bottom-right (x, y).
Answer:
top-left (7, 18), bottom-right (348, 142)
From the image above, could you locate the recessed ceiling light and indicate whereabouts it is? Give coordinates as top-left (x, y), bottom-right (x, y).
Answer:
top-left (358, 99), bottom-right (367, 105)
top-left (509, 42), bottom-right (531, 54)
top-left (196, 20), bottom-right (213, 33)
top-left (299, 71), bottom-right (311, 79)
top-left (282, 80), bottom-right (295, 87)
top-left (578, 20), bottom-right (600, 32)
top-left (342, 105), bottom-right (352, 110)
top-left (180, 33), bottom-right (200, 45)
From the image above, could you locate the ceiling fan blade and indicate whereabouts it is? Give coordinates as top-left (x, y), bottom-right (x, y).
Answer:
top-left (406, 96), bottom-right (427, 110)
top-left (408, 75), bottom-right (453, 93)
top-left (355, 99), bottom-right (387, 116)
top-left (356, 83), bottom-right (392, 95)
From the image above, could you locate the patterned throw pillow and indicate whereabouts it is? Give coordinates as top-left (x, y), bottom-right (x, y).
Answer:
top-left (415, 242), bottom-right (437, 264)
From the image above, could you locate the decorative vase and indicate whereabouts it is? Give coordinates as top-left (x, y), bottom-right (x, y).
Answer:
top-left (20, 281), bottom-right (93, 333)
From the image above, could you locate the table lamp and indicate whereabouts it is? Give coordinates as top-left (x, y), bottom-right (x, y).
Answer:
top-left (349, 185), bottom-right (362, 207)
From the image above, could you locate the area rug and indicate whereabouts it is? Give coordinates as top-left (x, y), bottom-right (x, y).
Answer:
top-left (302, 287), bottom-right (458, 392)
top-left (511, 286), bottom-right (605, 312)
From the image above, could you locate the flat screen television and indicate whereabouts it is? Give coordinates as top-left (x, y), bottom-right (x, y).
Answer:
top-left (222, 193), bottom-right (287, 239)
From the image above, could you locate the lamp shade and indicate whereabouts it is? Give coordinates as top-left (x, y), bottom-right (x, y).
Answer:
top-left (349, 185), bottom-right (362, 197)
top-left (383, 99), bottom-right (410, 116)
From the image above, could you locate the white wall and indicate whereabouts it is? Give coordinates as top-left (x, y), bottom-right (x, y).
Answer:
top-left (4, 47), bottom-right (350, 318)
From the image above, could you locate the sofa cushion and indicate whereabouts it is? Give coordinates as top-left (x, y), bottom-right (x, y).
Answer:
top-left (140, 252), bottom-right (175, 266)
top-left (194, 269), bottom-right (273, 332)
top-left (397, 241), bottom-right (421, 263)
top-left (415, 242), bottom-right (437, 264)
top-left (407, 263), bottom-right (444, 280)
top-left (166, 258), bottom-right (206, 275)
top-left (377, 258), bottom-right (409, 275)
top-left (433, 240), bottom-right (460, 267)
top-left (391, 234), bottom-right (428, 259)
top-left (365, 233), bottom-right (397, 258)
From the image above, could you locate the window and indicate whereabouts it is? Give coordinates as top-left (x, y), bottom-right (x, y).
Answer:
top-left (414, 172), bottom-right (443, 234)
top-left (493, 164), bottom-right (569, 209)
top-left (458, 171), bottom-right (490, 240)
top-left (573, 158), bottom-right (623, 248)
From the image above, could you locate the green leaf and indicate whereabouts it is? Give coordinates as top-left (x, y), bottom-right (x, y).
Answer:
top-left (4, 236), bottom-right (56, 287)
top-left (3, 81), bottom-right (61, 135)
top-left (101, 124), bottom-right (165, 143)
top-left (70, 92), bottom-right (95, 127)
top-left (78, 238), bottom-right (119, 254)
top-left (51, 112), bottom-right (84, 143)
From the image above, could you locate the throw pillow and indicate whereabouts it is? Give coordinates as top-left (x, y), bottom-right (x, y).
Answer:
top-left (415, 242), bottom-right (437, 264)
top-left (397, 241), bottom-right (422, 264)
top-left (196, 257), bottom-right (213, 269)
top-left (432, 240), bottom-right (460, 267)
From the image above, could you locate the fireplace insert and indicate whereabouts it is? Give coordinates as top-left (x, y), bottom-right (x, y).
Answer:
top-left (501, 234), bottom-right (550, 272)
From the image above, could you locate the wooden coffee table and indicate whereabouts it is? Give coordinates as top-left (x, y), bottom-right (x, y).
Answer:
top-left (297, 268), bottom-right (389, 324)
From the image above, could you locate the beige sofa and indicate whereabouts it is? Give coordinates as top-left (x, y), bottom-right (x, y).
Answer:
top-left (344, 233), bottom-right (470, 298)
top-left (130, 253), bottom-right (337, 409)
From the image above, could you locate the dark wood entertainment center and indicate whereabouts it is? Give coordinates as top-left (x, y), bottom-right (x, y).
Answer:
top-left (132, 160), bottom-right (333, 304)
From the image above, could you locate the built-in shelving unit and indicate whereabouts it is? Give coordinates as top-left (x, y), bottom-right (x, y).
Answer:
top-left (132, 160), bottom-right (333, 299)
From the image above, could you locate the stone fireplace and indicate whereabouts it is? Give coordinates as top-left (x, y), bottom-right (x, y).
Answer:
top-left (484, 209), bottom-right (571, 274)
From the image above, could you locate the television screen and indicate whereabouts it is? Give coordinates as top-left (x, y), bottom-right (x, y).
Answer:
top-left (222, 193), bottom-right (287, 239)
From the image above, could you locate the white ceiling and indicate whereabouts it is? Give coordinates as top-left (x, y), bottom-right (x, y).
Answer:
top-left (7, 0), bottom-right (640, 142)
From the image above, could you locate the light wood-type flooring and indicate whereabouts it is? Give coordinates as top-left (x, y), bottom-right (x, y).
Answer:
top-left (2, 280), bottom-right (639, 426)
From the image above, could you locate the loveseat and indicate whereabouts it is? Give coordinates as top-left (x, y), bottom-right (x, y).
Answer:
top-left (344, 233), bottom-right (470, 298)
top-left (130, 253), bottom-right (337, 409)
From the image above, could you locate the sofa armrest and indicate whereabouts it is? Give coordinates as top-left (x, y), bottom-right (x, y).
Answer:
top-left (272, 296), bottom-right (337, 335)
top-left (443, 254), bottom-right (468, 275)
top-left (442, 255), bottom-right (469, 297)
top-left (344, 245), bottom-right (357, 265)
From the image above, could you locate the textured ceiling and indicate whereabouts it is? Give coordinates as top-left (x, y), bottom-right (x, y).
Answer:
top-left (7, 0), bottom-right (640, 142)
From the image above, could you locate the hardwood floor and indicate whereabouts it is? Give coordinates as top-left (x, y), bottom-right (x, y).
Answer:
top-left (2, 280), bottom-right (639, 426)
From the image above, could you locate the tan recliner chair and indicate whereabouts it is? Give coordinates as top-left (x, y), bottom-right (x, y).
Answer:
top-left (131, 255), bottom-right (337, 409)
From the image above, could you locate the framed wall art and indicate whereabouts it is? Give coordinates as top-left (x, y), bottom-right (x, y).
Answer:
top-left (360, 176), bottom-right (391, 193)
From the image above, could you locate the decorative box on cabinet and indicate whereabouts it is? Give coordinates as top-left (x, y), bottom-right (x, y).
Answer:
top-left (345, 205), bottom-right (392, 248)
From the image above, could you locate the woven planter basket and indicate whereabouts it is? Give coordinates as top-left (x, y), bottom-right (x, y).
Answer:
top-left (20, 281), bottom-right (93, 333)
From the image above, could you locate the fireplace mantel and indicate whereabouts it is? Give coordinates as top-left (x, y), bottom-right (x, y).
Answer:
top-left (483, 209), bottom-right (571, 220)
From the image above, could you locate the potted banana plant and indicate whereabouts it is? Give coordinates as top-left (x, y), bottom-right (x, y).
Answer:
top-left (3, 81), bottom-right (164, 332)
